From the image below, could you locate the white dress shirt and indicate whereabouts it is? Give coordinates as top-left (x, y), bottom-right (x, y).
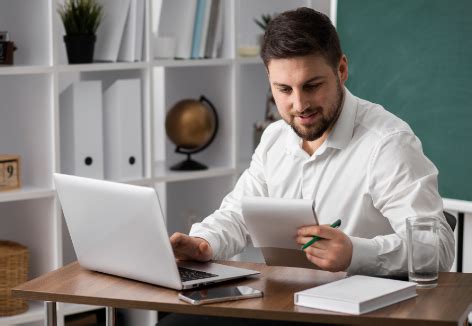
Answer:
top-left (190, 88), bottom-right (455, 275)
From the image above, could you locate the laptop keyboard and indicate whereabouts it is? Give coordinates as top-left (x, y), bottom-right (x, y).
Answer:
top-left (178, 267), bottom-right (218, 282)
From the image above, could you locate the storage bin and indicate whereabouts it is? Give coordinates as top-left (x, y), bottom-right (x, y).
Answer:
top-left (0, 240), bottom-right (28, 316)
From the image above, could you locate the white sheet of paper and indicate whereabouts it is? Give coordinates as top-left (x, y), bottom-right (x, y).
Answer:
top-left (241, 197), bottom-right (318, 250)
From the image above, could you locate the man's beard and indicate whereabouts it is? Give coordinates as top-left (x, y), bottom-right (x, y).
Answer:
top-left (289, 80), bottom-right (344, 141)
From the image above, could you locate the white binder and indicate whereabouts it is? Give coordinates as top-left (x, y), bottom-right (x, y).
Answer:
top-left (103, 79), bottom-right (143, 181)
top-left (59, 81), bottom-right (104, 179)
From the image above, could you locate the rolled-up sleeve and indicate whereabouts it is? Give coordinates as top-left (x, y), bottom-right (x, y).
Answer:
top-left (189, 125), bottom-right (275, 259)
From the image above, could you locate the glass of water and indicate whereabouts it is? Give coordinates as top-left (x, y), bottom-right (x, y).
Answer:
top-left (406, 217), bottom-right (439, 288)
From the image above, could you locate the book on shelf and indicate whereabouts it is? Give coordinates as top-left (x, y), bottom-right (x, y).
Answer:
top-left (198, 0), bottom-right (213, 59)
top-left (117, 0), bottom-right (137, 62)
top-left (134, 0), bottom-right (146, 61)
top-left (210, 0), bottom-right (224, 58)
top-left (204, 0), bottom-right (220, 58)
top-left (94, 0), bottom-right (131, 62)
top-left (117, 0), bottom-right (145, 62)
top-left (158, 0), bottom-right (198, 59)
top-left (190, 0), bottom-right (204, 59)
top-left (156, 0), bottom-right (223, 60)
top-left (294, 275), bottom-right (417, 315)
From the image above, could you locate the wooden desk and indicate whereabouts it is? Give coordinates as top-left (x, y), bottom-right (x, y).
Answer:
top-left (13, 261), bottom-right (472, 326)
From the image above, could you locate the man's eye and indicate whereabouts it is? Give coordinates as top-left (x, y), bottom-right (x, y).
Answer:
top-left (279, 88), bottom-right (291, 94)
top-left (305, 83), bottom-right (320, 90)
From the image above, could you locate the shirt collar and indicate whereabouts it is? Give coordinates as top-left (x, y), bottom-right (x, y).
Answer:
top-left (285, 87), bottom-right (358, 155)
top-left (285, 122), bottom-right (303, 155)
top-left (325, 87), bottom-right (358, 150)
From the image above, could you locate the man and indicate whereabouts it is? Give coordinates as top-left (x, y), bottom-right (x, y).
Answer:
top-left (170, 7), bottom-right (454, 275)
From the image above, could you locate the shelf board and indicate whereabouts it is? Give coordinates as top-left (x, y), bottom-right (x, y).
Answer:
top-left (123, 177), bottom-right (155, 186)
top-left (60, 303), bottom-right (103, 316)
top-left (57, 61), bottom-right (148, 73)
top-left (152, 58), bottom-right (233, 68)
top-left (0, 186), bottom-right (55, 203)
top-left (0, 301), bottom-right (44, 325)
top-left (0, 65), bottom-right (52, 75)
top-left (153, 162), bottom-right (236, 183)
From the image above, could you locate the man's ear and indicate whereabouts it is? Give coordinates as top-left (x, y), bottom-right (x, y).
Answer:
top-left (338, 55), bottom-right (349, 84)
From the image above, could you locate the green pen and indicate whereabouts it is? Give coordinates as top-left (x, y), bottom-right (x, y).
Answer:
top-left (301, 219), bottom-right (342, 250)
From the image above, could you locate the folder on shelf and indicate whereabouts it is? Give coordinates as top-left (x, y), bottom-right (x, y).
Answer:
top-left (211, 0), bottom-right (224, 58)
top-left (94, 0), bottom-right (131, 62)
top-left (204, 0), bottom-right (220, 58)
top-left (199, 0), bottom-right (213, 58)
top-left (198, 0), bottom-right (213, 59)
top-left (158, 0), bottom-right (198, 59)
top-left (59, 81), bottom-right (104, 179)
top-left (134, 0), bottom-right (146, 61)
top-left (191, 0), bottom-right (207, 59)
top-left (117, 0), bottom-right (137, 62)
top-left (103, 79), bottom-right (143, 181)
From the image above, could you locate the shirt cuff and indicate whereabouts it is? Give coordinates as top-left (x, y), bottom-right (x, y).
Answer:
top-left (189, 224), bottom-right (221, 260)
top-left (347, 236), bottom-right (380, 275)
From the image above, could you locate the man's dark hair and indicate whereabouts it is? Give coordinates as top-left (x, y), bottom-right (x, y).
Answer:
top-left (261, 7), bottom-right (342, 70)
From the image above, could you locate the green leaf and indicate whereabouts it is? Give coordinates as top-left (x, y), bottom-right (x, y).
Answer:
top-left (253, 13), bottom-right (273, 31)
top-left (58, 0), bottom-right (103, 35)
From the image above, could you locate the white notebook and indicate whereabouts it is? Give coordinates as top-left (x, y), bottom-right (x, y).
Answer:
top-left (241, 196), bottom-right (317, 249)
top-left (241, 196), bottom-right (319, 269)
top-left (294, 275), bottom-right (417, 315)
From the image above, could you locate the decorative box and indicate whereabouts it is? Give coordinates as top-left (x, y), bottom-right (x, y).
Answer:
top-left (0, 155), bottom-right (21, 191)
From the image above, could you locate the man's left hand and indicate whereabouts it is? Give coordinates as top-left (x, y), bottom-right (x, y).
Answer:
top-left (296, 225), bottom-right (353, 272)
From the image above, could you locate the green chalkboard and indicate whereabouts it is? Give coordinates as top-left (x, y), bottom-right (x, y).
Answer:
top-left (337, 0), bottom-right (472, 201)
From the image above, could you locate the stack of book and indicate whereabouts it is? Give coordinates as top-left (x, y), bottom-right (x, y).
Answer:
top-left (94, 0), bottom-right (146, 62)
top-left (156, 0), bottom-right (224, 59)
top-left (294, 275), bottom-right (417, 315)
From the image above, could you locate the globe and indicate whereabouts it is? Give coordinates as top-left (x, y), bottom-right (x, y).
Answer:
top-left (165, 96), bottom-right (218, 170)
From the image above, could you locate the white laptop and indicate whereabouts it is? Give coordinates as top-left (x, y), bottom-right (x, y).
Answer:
top-left (54, 173), bottom-right (259, 290)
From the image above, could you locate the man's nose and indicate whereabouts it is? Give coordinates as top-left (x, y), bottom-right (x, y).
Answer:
top-left (292, 91), bottom-right (309, 112)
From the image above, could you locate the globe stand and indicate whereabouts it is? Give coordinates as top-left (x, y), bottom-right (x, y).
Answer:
top-left (170, 153), bottom-right (207, 171)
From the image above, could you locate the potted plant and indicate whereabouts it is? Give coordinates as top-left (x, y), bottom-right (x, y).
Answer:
top-left (253, 13), bottom-right (273, 46)
top-left (58, 0), bottom-right (103, 64)
top-left (254, 13), bottom-right (273, 31)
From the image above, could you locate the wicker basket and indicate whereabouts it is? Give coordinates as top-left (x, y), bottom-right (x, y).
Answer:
top-left (0, 240), bottom-right (29, 316)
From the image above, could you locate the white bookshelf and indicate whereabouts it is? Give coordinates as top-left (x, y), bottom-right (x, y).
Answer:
top-left (57, 61), bottom-right (149, 73)
top-left (0, 0), bottom-right (332, 325)
top-left (0, 187), bottom-right (55, 203)
top-left (0, 66), bottom-right (53, 75)
top-left (153, 58), bottom-right (233, 68)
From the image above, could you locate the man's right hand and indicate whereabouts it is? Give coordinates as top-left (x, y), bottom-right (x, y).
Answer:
top-left (170, 232), bottom-right (213, 262)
